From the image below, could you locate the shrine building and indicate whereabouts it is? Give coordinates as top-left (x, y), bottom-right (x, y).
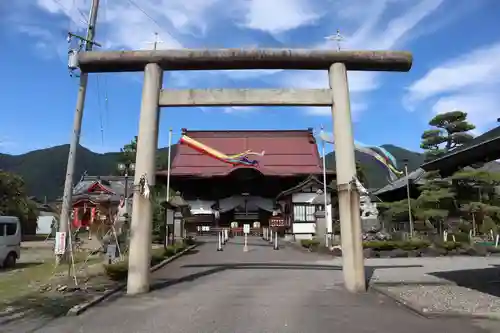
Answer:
top-left (157, 128), bottom-right (335, 239)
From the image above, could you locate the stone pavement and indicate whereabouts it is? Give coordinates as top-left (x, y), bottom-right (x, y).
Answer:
top-left (13, 237), bottom-right (500, 333)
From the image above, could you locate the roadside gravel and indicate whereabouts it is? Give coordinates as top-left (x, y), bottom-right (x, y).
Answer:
top-left (383, 284), bottom-right (500, 317)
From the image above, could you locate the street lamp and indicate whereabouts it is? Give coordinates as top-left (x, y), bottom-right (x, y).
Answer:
top-left (402, 159), bottom-right (414, 238)
top-left (117, 162), bottom-right (135, 203)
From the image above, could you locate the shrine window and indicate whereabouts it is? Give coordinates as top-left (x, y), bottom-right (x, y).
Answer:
top-left (293, 204), bottom-right (316, 222)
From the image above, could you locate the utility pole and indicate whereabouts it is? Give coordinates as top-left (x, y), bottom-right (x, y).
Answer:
top-left (403, 159), bottom-right (414, 238)
top-left (57, 0), bottom-right (100, 265)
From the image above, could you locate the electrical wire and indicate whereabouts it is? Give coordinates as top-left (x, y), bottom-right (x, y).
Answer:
top-left (126, 0), bottom-right (163, 30)
top-left (96, 76), bottom-right (105, 146)
top-left (52, 0), bottom-right (87, 26)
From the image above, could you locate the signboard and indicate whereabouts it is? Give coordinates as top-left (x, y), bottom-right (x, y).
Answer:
top-left (166, 209), bottom-right (174, 225)
top-left (269, 217), bottom-right (285, 227)
top-left (54, 232), bottom-right (67, 255)
top-left (106, 244), bottom-right (118, 259)
top-left (243, 224), bottom-right (250, 234)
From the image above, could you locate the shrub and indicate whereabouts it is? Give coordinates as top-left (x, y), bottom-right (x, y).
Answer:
top-left (164, 246), bottom-right (177, 257)
top-left (398, 240), bottom-right (431, 251)
top-left (184, 236), bottom-right (196, 246)
top-left (173, 242), bottom-right (187, 252)
top-left (151, 248), bottom-right (167, 266)
top-left (451, 232), bottom-right (471, 243)
top-left (104, 247), bottom-right (177, 281)
top-left (362, 240), bottom-right (430, 251)
top-left (486, 246), bottom-right (500, 254)
top-left (457, 221), bottom-right (472, 233)
top-left (479, 216), bottom-right (498, 235)
top-left (104, 260), bottom-right (129, 281)
top-left (433, 241), bottom-right (462, 251)
top-left (300, 239), bottom-right (320, 250)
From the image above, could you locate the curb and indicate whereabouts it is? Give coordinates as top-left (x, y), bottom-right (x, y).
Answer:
top-left (370, 280), bottom-right (456, 287)
top-left (370, 284), bottom-right (500, 321)
top-left (67, 243), bottom-right (198, 316)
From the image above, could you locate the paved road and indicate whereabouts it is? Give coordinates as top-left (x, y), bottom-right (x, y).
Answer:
top-left (22, 237), bottom-right (500, 332)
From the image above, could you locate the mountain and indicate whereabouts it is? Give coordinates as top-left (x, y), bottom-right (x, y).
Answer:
top-left (0, 143), bottom-right (420, 200)
top-left (0, 144), bottom-right (176, 201)
top-left (324, 144), bottom-right (424, 190)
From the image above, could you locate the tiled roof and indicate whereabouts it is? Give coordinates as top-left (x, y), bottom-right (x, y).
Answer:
top-left (276, 175), bottom-right (335, 199)
top-left (421, 125), bottom-right (500, 175)
top-left (71, 175), bottom-right (134, 203)
top-left (164, 129), bottom-right (323, 177)
top-left (372, 168), bottom-right (426, 195)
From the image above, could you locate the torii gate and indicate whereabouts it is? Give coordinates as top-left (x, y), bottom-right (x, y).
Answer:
top-left (76, 49), bottom-right (413, 295)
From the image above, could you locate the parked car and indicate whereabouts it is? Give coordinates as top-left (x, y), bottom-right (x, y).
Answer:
top-left (0, 216), bottom-right (21, 268)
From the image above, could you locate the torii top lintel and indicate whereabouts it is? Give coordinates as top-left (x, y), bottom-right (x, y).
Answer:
top-left (77, 48), bottom-right (413, 73)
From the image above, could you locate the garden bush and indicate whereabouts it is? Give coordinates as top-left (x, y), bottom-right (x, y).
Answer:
top-left (433, 241), bottom-right (462, 251)
top-left (300, 239), bottom-right (320, 250)
top-left (151, 248), bottom-right (167, 266)
top-left (450, 232), bottom-right (471, 243)
top-left (362, 240), bottom-right (430, 251)
top-left (184, 236), bottom-right (196, 246)
top-left (104, 260), bottom-right (129, 281)
top-left (104, 244), bottom-right (188, 281)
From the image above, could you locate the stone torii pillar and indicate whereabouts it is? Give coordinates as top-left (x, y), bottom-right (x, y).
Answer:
top-left (76, 49), bottom-right (413, 295)
top-left (330, 63), bottom-right (364, 291)
top-left (126, 63), bottom-right (162, 294)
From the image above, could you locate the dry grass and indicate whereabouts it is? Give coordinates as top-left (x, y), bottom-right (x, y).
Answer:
top-left (0, 252), bottom-right (101, 303)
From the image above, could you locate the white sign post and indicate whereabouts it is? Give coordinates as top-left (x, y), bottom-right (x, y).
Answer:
top-left (243, 224), bottom-right (250, 252)
top-left (54, 231), bottom-right (67, 255)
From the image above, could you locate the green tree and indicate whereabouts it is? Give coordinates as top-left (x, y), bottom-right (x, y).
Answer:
top-left (117, 136), bottom-right (170, 175)
top-left (420, 110), bottom-right (475, 162)
top-left (414, 171), bottom-right (455, 234)
top-left (415, 111), bottom-right (477, 234)
top-left (378, 198), bottom-right (418, 223)
top-left (0, 170), bottom-right (39, 234)
top-left (452, 169), bottom-right (500, 235)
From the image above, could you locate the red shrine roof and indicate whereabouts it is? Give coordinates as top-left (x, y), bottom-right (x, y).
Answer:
top-left (164, 129), bottom-right (323, 177)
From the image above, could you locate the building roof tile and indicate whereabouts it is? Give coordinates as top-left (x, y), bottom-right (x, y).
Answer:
top-left (164, 129), bottom-right (323, 177)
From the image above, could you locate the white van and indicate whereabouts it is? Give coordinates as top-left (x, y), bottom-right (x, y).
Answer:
top-left (0, 216), bottom-right (21, 268)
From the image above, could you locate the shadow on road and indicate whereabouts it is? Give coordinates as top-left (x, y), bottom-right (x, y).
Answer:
top-left (150, 262), bottom-right (422, 292)
top-left (429, 265), bottom-right (500, 297)
top-left (0, 291), bottom-right (90, 331)
top-left (0, 262), bottom-right (44, 272)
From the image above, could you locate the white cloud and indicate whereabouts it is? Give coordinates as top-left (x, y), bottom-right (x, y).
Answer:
top-left (17, 0), bottom-right (226, 53)
top-left (283, 0), bottom-right (446, 117)
top-left (406, 42), bottom-right (500, 131)
top-left (11, 0), bottom-right (462, 121)
top-left (222, 106), bottom-right (255, 114)
top-left (239, 0), bottom-right (321, 34)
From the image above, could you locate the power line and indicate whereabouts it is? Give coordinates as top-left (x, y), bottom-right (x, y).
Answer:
top-left (72, 0), bottom-right (90, 23)
top-left (95, 75), bottom-right (105, 146)
top-left (52, 0), bottom-right (87, 26)
top-left (126, 0), bottom-right (163, 30)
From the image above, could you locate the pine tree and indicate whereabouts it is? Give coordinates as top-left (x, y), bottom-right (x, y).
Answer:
top-left (416, 111), bottom-right (476, 234)
top-left (420, 110), bottom-right (475, 162)
top-left (452, 169), bottom-right (500, 236)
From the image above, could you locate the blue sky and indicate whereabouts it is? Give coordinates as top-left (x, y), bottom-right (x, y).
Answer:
top-left (1, 0), bottom-right (500, 155)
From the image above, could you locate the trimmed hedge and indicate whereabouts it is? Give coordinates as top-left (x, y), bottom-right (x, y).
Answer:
top-left (362, 240), bottom-right (431, 251)
top-left (104, 243), bottom-right (189, 281)
top-left (300, 239), bottom-right (320, 250)
top-left (433, 241), bottom-right (462, 251)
